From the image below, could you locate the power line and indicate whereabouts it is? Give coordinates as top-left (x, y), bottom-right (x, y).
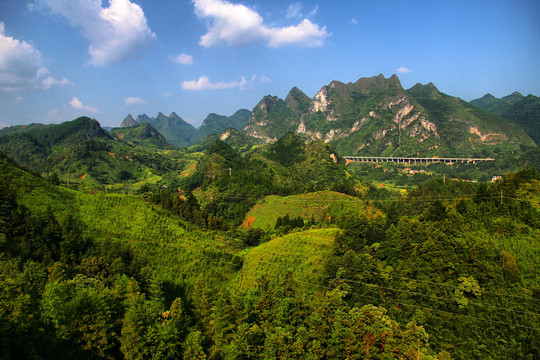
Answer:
top-left (244, 250), bottom-right (540, 317)
top-left (127, 233), bottom-right (540, 329)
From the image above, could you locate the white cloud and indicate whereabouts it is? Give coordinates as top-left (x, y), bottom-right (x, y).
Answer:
top-left (70, 96), bottom-right (100, 113)
top-left (286, 3), bottom-right (318, 19)
top-left (69, 96), bottom-right (84, 109)
top-left (251, 74), bottom-right (272, 84)
top-left (42, 76), bottom-right (71, 89)
top-left (170, 52), bottom-right (194, 65)
top-left (397, 66), bottom-right (411, 74)
top-left (193, 0), bottom-right (329, 48)
top-left (286, 3), bottom-right (302, 18)
top-left (181, 76), bottom-right (247, 90)
top-left (348, 18), bottom-right (358, 25)
top-left (159, 91), bottom-right (172, 97)
top-left (38, 0), bottom-right (156, 66)
top-left (124, 96), bottom-right (147, 105)
top-left (259, 75), bottom-right (272, 83)
top-left (0, 21), bottom-right (68, 92)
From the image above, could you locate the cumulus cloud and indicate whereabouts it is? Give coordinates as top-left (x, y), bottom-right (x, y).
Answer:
top-left (170, 52), bottom-right (194, 65)
top-left (181, 76), bottom-right (247, 90)
top-left (0, 21), bottom-right (69, 92)
top-left (70, 96), bottom-right (100, 113)
top-left (37, 0), bottom-right (156, 66)
top-left (193, 0), bottom-right (329, 47)
top-left (124, 96), bottom-right (147, 105)
top-left (397, 66), bottom-right (411, 74)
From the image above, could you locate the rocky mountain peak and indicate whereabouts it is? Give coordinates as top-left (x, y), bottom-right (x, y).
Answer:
top-left (121, 114), bottom-right (137, 128)
top-left (286, 87), bottom-right (311, 114)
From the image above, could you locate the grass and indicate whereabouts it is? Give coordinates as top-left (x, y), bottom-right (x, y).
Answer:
top-left (2, 158), bottom-right (240, 289)
top-left (237, 228), bottom-right (341, 289)
top-left (242, 190), bottom-right (383, 230)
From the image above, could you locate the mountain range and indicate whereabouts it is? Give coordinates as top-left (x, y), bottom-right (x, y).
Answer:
top-left (244, 74), bottom-right (534, 157)
top-left (119, 74), bottom-right (536, 157)
top-left (120, 109), bottom-right (251, 147)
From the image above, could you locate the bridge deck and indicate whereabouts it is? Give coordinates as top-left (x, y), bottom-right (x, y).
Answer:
top-left (344, 156), bottom-right (495, 164)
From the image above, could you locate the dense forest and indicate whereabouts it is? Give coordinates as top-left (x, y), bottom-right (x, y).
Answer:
top-left (1, 124), bottom-right (539, 359)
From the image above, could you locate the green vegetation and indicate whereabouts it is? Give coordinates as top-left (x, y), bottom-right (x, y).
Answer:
top-left (502, 94), bottom-right (540, 145)
top-left (238, 228), bottom-right (341, 287)
top-left (109, 123), bottom-right (172, 149)
top-left (1, 115), bottom-right (539, 359)
top-left (0, 117), bottom-right (200, 192)
top-left (189, 109), bottom-right (251, 145)
top-left (243, 191), bottom-right (381, 230)
top-left (470, 92), bottom-right (525, 116)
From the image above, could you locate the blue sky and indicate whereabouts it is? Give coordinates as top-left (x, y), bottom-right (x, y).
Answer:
top-left (1, 0), bottom-right (539, 128)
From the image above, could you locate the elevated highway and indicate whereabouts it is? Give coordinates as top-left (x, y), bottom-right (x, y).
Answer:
top-left (344, 156), bottom-right (495, 165)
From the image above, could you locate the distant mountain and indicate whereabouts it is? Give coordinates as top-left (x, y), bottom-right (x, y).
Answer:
top-left (110, 122), bottom-right (172, 149)
top-left (122, 112), bottom-right (196, 147)
top-left (244, 74), bottom-right (535, 157)
top-left (121, 114), bottom-right (138, 128)
top-left (150, 112), bottom-right (196, 147)
top-left (501, 94), bottom-right (540, 144)
top-left (470, 92), bottom-right (525, 115)
top-left (190, 109), bottom-right (250, 145)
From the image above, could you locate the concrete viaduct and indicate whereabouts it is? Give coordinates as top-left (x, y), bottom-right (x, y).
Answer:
top-left (344, 156), bottom-right (495, 165)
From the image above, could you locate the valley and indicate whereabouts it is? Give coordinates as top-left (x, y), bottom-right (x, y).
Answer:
top-left (0, 74), bottom-right (539, 360)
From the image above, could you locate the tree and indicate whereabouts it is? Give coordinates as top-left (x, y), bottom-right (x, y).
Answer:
top-left (42, 274), bottom-right (122, 358)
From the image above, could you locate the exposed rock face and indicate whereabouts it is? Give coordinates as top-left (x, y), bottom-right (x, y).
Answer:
top-left (469, 126), bottom-right (507, 143)
top-left (220, 130), bottom-right (231, 140)
top-left (311, 86), bottom-right (330, 113)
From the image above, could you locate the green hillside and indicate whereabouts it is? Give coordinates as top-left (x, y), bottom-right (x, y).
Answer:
top-left (188, 127), bottom-right (258, 154)
top-left (238, 228), bottom-right (341, 288)
top-left (191, 133), bottom-right (365, 224)
top-left (0, 117), bottom-right (198, 191)
top-left (407, 83), bottom-right (535, 156)
top-left (109, 122), bottom-right (173, 149)
top-left (502, 94), bottom-right (540, 144)
top-left (1, 119), bottom-right (540, 359)
top-left (189, 109), bottom-right (251, 145)
top-left (243, 191), bottom-right (382, 230)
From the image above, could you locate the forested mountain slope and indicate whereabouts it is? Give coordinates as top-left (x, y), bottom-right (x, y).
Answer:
top-left (0, 117), bottom-right (196, 190)
top-left (244, 74), bottom-right (535, 157)
top-left (1, 146), bottom-right (539, 359)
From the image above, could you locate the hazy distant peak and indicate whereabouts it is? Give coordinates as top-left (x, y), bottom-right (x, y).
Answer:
top-left (121, 114), bottom-right (137, 128)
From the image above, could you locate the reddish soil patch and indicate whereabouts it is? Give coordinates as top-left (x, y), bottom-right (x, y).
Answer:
top-left (241, 216), bottom-right (256, 229)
